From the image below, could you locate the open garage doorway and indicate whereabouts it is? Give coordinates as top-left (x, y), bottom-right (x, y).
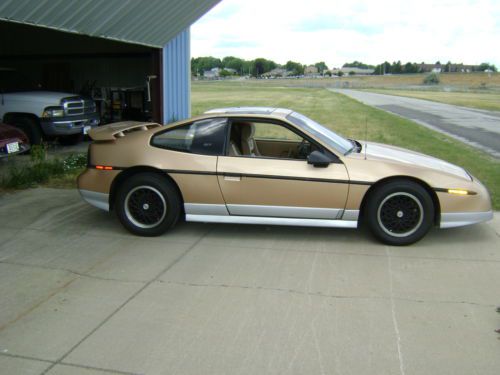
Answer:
top-left (0, 21), bottom-right (162, 126)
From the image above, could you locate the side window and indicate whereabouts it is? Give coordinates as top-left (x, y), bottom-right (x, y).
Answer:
top-left (151, 118), bottom-right (227, 156)
top-left (253, 122), bottom-right (302, 141)
top-left (229, 120), bottom-right (315, 160)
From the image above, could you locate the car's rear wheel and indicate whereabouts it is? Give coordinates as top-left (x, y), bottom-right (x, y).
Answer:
top-left (365, 180), bottom-right (434, 245)
top-left (116, 173), bottom-right (181, 236)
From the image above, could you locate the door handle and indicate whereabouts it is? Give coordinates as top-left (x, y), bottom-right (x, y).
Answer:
top-left (223, 174), bottom-right (241, 182)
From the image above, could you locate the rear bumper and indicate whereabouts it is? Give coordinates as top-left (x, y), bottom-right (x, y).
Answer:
top-left (0, 141), bottom-right (30, 157)
top-left (440, 210), bottom-right (493, 228)
top-left (79, 189), bottom-right (110, 211)
top-left (41, 113), bottom-right (100, 136)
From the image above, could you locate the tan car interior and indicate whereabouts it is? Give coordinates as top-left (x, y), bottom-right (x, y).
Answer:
top-left (229, 121), bottom-right (309, 159)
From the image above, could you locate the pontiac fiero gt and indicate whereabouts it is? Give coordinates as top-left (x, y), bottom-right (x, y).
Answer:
top-left (78, 107), bottom-right (492, 245)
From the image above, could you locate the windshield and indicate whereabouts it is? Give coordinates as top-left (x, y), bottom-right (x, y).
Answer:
top-left (286, 111), bottom-right (353, 154)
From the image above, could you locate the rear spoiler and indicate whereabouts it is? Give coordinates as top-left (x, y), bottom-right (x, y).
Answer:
top-left (88, 121), bottom-right (162, 141)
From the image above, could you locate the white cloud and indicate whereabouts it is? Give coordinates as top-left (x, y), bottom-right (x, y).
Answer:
top-left (192, 0), bottom-right (500, 67)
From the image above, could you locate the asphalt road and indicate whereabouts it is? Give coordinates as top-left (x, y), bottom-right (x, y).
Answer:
top-left (331, 89), bottom-right (500, 158)
top-left (1, 188), bottom-right (500, 375)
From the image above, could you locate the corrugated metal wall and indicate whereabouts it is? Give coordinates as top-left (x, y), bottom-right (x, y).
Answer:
top-left (162, 28), bottom-right (190, 123)
top-left (0, 0), bottom-right (221, 47)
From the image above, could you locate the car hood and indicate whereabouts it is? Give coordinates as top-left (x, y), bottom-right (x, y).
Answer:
top-left (361, 141), bottom-right (470, 180)
top-left (5, 91), bottom-right (78, 104)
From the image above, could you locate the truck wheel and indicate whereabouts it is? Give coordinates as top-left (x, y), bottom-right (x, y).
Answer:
top-left (10, 117), bottom-right (42, 145)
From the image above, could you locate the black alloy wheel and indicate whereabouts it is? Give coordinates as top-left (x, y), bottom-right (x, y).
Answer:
top-left (116, 173), bottom-right (181, 236)
top-left (365, 180), bottom-right (434, 246)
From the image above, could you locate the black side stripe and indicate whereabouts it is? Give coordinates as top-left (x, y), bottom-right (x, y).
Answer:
top-left (163, 169), bottom-right (217, 176)
top-left (433, 188), bottom-right (449, 193)
top-left (166, 169), bottom-right (372, 186)
top-left (90, 165), bottom-right (373, 186)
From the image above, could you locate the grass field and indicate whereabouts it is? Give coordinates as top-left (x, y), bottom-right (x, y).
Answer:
top-left (365, 89), bottom-right (500, 111)
top-left (216, 72), bottom-right (500, 92)
top-left (192, 81), bottom-right (500, 209)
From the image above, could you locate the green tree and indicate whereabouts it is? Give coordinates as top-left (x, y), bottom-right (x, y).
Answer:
top-left (222, 56), bottom-right (245, 74)
top-left (242, 60), bottom-right (255, 76)
top-left (373, 61), bottom-right (391, 75)
top-left (343, 61), bottom-right (375, 69)
top-left (285, 61), bottom-right (304, 76)
top-left (219, 69), bottom-right (233, 77)
top-left (391, 60), bottom-right (402, 74)
top-left (478, 62), bottom-right (497, 72)
top-left (314, 61), bottom-right (329, 74)
top-left (191, 56), bottom-right (222, 76)
top-left (253, 58), bottom-right (277, 76)
top-left (404, 62), bottom-right (418, 74)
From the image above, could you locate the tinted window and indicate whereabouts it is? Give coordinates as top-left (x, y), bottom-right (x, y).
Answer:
top-left (151, 118), bottom-right (227, 156)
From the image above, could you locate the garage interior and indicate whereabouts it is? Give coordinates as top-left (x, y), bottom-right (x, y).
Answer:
top-left (0, 0), bottom-right (222, 129)
top-left (0, 21), bottom-right (162, 124)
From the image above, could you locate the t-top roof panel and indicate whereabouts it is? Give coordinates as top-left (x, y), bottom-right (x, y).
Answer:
top-left (0, 0), bottom-right (221, 47)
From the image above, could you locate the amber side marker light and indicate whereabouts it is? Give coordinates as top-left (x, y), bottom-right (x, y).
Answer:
top-left (448, 189), bottom-right (471, 196)
top-left (95, 165), bottom-right (113, 170)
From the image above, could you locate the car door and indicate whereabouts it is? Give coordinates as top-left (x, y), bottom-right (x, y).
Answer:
top-left (217, 119), bottom-right (349, 219)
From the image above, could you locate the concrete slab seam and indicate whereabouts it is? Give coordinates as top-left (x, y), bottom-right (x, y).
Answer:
top-left (202, 242), bottom-right (500, 264)
top-left (0, 260), bottom-right (147, 285)
top-left (0, 352), bottom-right (139, 375)
top-left (385, 247), bottom-right (406, 375)
top-left (39, 228), bottom-right (213, 375)
top-left (159, 280), bottom-right (496, 308)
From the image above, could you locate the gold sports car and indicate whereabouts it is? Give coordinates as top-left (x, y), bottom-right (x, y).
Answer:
top-left (78, 107), bottom-right (492, 245)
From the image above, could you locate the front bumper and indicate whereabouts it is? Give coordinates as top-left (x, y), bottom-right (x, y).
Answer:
top-left (440, 210), bottom-right (493, 228)
top-left (41, 112), bottom-right (100, 136)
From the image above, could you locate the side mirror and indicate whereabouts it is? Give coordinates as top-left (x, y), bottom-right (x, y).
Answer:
top-left (307, 150), bottom-right (333, 168)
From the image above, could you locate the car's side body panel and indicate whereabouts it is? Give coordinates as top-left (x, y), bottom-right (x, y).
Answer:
top-left (217, 156), bottom-right (349, 210)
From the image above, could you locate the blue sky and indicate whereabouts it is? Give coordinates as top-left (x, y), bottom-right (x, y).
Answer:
top-left (192, 0), bottom-right (500, 68)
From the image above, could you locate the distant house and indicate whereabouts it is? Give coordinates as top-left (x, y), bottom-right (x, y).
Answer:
top-left (262, 68), bottom-right (290, 78)
top-left (304, 65), bottom-right (319, 77)
top-left (203, 67), bottom-right (221, 79)
top-left (339, 67), bottom-right (374, 75)
top-left (419, 63), bottom-right (479, 73)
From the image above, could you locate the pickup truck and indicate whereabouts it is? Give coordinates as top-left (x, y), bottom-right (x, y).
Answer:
top-left (0, 68), bottom-right (100, 144)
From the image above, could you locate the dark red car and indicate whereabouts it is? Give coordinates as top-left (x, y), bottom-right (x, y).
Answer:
top-left (0, 122), bottom-right (30, 157)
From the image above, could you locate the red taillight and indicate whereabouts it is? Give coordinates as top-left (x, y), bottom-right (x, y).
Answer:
top-left (95, 165), bottom-right (113, 170)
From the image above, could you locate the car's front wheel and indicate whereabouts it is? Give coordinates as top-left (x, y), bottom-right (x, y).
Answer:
top-left (116, 173), bottom-right (181, 236)
top-left (365, 180), bottom-right (434, 246)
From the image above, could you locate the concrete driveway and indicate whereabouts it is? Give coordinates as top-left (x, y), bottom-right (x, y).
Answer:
top-left (1, 188), bottom-right (499, 375)
top-left (331, 89), bottom-right (500, 158)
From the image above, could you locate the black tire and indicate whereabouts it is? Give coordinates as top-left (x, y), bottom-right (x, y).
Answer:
top-left (9, 117), bottom-right (42, 145)
top-left (115, 173), bottom-right (181, 236)
top-left (59, 133), bottom-right (83, 145)
top-left (365, 180), bottom-right (434, 246)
